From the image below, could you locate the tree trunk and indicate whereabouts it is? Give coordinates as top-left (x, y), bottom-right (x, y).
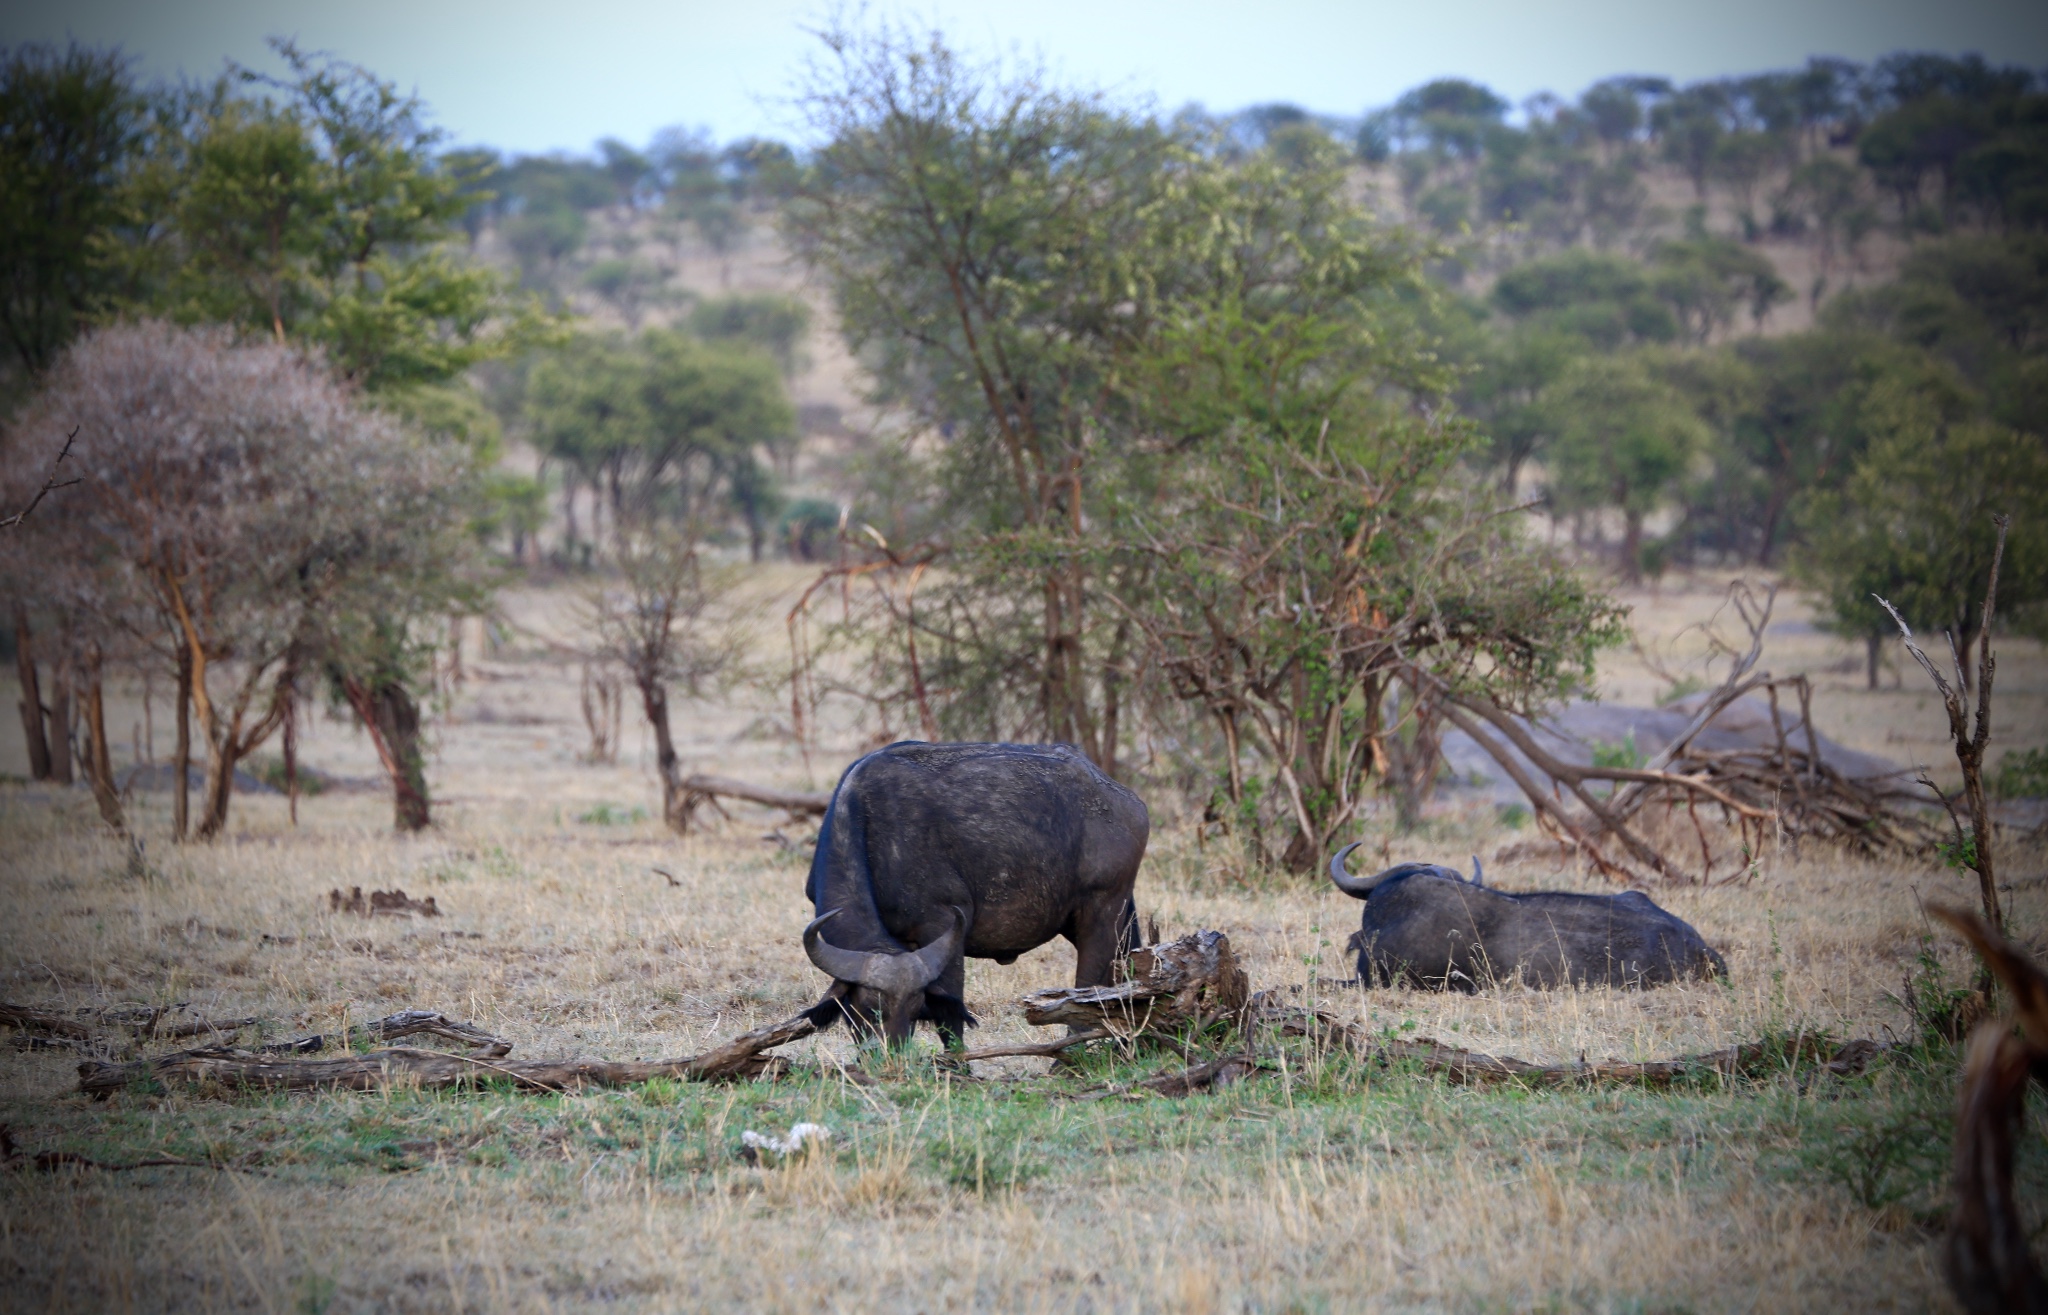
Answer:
top-left (636, 671), bottom-right (687, 832)
top-left (282, 672), bottom-right (300, 826)
top-left (173, 644), bottom-right (192, 841)
top-left (46, 656), bottom-right (74, 785)
top-left (342, 675), bottom-right (431, 832)
top-left (1620, 509), bottom-right (1644, 586)
top-left (195, 741), bottom-right (237, 839)
top-left (11, 603), bottom-right (51, 780)
top-left (562, 471), bottom-right (579, 556)
top-left (1866, 632), bottom-right (1883, 691)
top-left (79, 650), bottom-right (125, 832)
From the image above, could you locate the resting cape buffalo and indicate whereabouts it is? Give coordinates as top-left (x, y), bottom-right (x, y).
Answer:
top-left (799, 741), bottom-right (1149, 1047)
top-left (1329, 844), bottom-right (1727, 990)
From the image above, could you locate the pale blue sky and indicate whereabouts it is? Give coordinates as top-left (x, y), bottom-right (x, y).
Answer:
top-left (6, 0), bottom-right (2044, 155)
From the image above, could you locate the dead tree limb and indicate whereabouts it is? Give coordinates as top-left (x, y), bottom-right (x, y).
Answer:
top-left (0, 1004), bottom-right (94, 1041)
top-left (1440, 703), bottom-right (1642, 882)
top-left (76, 1013), bottom-right (816, 1098)
top-left (1440, 691), bottom-right (1687, 882)
top-left (0, 428), bottom-right (79, 531)
top-left (1878, 515), bottom-right (2008, 934)
top-left (1931, 904), bottom-right (2048, 1315)
top-left (263, 1010), bottom-right (512, 1057)
top-left (679, 775), bottom-right (830, 817)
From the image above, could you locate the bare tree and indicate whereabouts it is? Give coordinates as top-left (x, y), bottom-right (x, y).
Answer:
top-left (592, 522), bottom-right (741, 833)
top-left (3, 322), bottom-right (468, 838)
top-left (1878, 515), bottom-right (2009, 937)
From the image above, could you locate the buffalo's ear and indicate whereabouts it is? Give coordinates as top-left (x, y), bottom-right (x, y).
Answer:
top-left (799, 979), bottom-right (854, 1030)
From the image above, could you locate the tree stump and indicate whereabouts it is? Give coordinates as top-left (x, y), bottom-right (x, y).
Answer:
top-left (1021, 930), bottom-right (1249, 1040)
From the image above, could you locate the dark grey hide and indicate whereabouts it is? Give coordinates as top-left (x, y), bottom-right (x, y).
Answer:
top-left (801, 741), bottom-right (1149, 1047)
top-left (1329, 844), bottom-right (1727, 990)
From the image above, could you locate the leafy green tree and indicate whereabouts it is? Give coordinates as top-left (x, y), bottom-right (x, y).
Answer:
top-left (1801, 392), bottom-right (2048, 688)
top-left (786, 24), bottom-right (1627, 860)
top-left (1121, 300), bottom-right (1622, 866)
top-left (636, 329), bottom-right (793, 558)
top-left (1691, 328), bottom-right (1901, 563)
top-left (688, 293), bottom-right (811, 376)
top-left (1827, 235), bottom-right (2048, 434)
top-left (521, 329), bottom-right (793, 559)
top-left (0, 42), bottom-right (148, 388)
top-left (1490, 249), bottom-right (1677, 347)
top-left (157, 41), bottom-right (545, 389)
top-left (785, 23), bottom-right (1197, 768)
top-left (1544, 354), bottom-right (1710, 582)
top-left (1711, 130), bottom-right (1780, 232)
top-left (1649, 235), bottom-right (1791, 339)
top-left (1654, 84), bottom-right (1729, 200)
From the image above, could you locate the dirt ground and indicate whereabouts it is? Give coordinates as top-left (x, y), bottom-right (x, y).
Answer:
top-left (2, 570), bottom-right (2044, 1312)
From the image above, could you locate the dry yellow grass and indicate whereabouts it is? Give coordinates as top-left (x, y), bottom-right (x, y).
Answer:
top-left (2, 571), bottom-right (2043, 1312)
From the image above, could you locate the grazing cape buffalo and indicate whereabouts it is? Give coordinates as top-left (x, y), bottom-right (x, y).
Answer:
top-left (1329, 844), bottom-right (1727, 990)
top-left (800, 741), bottom-right (1149, 1046)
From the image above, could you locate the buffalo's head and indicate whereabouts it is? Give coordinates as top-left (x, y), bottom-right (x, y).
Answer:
top-left (801, 908), bottom-right (964, 1047)
top-left (1328, 842), bottom-right (1482, 898)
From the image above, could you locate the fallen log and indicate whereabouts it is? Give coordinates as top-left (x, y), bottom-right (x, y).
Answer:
top-left (0, 1003), bottom-right (94, 1041)
top-left (77, 1013), bottom-right (816, 1098)
top-left (260, 1010), bottom-right (513, 1058)
top-left (680, 775), bottom-right (829, 816)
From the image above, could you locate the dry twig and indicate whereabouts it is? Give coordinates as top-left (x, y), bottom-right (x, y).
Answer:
top-left (1877, 515), bottom-right (2009, 933)
top-left (0, 428), bottom-right (79, 531)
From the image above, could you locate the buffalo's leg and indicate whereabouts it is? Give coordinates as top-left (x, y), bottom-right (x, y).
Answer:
top-left (1070, 900), bottom-right (1127, 990)
top-left (924, 953), bottom-right (974, 1051)
top-left (1114, 897), bottom-right (1143, 967)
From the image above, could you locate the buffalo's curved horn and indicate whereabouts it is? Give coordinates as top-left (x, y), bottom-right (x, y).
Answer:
top-left (1470, 855), bottom-right (1484, 887)
top-left (802, 909), bottom-right (873, 983)
top-left (802, 908), bottom-right (963, 996)
top-left (1329, 842), bottom-right (1385, 899)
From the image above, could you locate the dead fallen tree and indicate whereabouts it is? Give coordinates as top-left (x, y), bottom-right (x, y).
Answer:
top-left (4, 1002), bottom-right (263, 1049)
top-left (77, 1013), bottom-right (814, 1098)
top-left (1427, 582), bottom-right (1939, 884)
top-left (677, 774), bottom-right (830, 826)
top-left (1934, 904), bottom-right (2048, 1315)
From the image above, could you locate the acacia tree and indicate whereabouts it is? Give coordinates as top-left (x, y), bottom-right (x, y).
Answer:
top-left (1544, 354), bottom-right (1710, 583)
top-left (1113, 298), bottom-right (1623, 868)
top-left (786, 26), bottom-right (1191, 772)
top-left (2, 321), bottom-right (469, 837)
top-left (1801, 389), bottom-right (2048, 691)
top-left (786, 24), bottom-right (1421, 776)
